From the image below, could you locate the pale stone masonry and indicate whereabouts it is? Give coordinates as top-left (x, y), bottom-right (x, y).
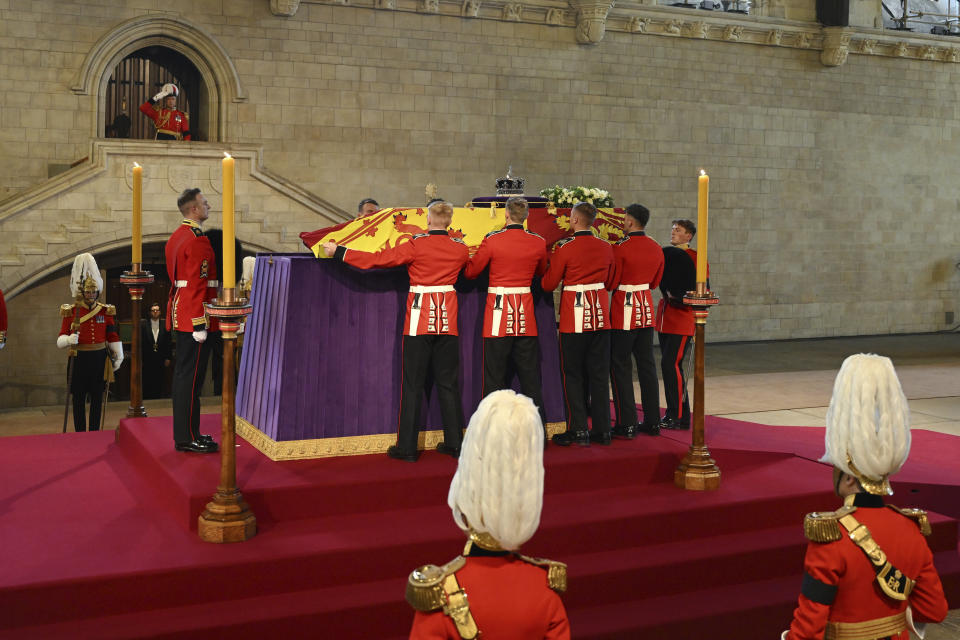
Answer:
top-left (1, 0), bottom-right (959, 408)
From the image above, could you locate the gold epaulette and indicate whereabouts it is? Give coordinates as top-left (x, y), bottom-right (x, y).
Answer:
top-left (103, 304), bottom-right (116, 316)
top-left (888, 505), bottom-right (932, 537)
top-left (517, 554), bottom-right (568, 594)
top-left (60, 303), bottom-right (74, 318)
top-left (405, 556), bottom-right (466, 612)
top-left (804, 505), bottom-right (857, 543)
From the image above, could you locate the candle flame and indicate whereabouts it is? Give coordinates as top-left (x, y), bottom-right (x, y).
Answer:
top-left (223, 152), bottom-right (232, 159)
top-left (700, 169), bottom-right (706, 176)
top-left (133, 162), bottom-right (140, 168)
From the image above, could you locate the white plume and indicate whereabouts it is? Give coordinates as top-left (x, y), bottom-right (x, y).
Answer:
top-left (821, 353), bottom-right (911, 482)
top-left (447, 390), bottom-right (544, 551)
top-left (69, 253), bottom-right (102, 298)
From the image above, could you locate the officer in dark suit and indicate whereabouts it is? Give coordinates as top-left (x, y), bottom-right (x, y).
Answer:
top-left (141, 302), bottom-right (172, 399)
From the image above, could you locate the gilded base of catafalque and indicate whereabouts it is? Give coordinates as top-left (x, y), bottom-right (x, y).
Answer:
top-left (198, 488), bottom-right (257, 543)
top-left (236, 416), bottom-right (567, 461)
top-left (674, 445), bottom-right (721, 491)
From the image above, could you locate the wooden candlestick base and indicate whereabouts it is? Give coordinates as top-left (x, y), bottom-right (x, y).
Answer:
top-left (198, 489), bottom-right (257, 543)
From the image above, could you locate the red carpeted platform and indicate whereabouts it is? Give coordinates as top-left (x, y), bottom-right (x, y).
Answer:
top-left (0, 416), bottom-right (957, 639)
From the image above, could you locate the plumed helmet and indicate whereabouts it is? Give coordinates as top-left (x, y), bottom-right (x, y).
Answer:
top-left (820, 354), bottom-right (912, 495)
top-left (447, 390), bottom-right (544, 551)
top-left (162, 83), bottom-right (179, 97)
top-left (660, 246), bottom-right (696, 301)
top-left (240, 256), bottom-right (256, 293)
top-left (69, 253), bottom-right (102, 300)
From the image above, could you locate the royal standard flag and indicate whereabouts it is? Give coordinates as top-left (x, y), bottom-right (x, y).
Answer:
top-left (300, 206), bottom-right (627, 257)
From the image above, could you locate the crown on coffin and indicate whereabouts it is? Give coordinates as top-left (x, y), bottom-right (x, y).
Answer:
top-left (496, 166), bottom-right (525, 195)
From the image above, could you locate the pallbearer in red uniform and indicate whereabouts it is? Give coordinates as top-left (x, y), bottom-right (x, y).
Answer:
top-left (323, 201), bottom-right (469, 462)
top-left (56, 254), bottom-right (124, 432)
top-left (464, 197), bottom-right (548, 425)
top-left (0, 287), bottom-right (7, 350)
top-left (783, 354), bottom-right (948, 640)
top-left (165, 188), bottom-right (218, 453)
top-left (406, 390), bottom-right (570, 639)
top-left (655, 219), bottom-right (700, 431)
top-left (608, 204), bottom-right (664, 439)
top-left (139, 83), bottom-right (191, 141)
top-left (541, 202), bottom-right (615, 447)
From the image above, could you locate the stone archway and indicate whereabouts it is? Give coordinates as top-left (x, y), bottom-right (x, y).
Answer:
top-left (71, 15), bottom-right (247, 142)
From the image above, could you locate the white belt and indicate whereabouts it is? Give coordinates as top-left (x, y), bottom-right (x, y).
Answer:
top-left (175, 280), bottom-right (188, 287)
top-left (490, 287), bottom-right (532, 337)
top-left (175, 280), bottom-right (219, 288)
top-left (207, 280), bottom-right (219, 287)
top-left (619, 284), bottom-right (651, 330)
top-left (564, 282), bottom-right (605, 333)
top-left (563, 283), bottom-right (605, 293)
top-left (408, 285), bottom-right (455, 336)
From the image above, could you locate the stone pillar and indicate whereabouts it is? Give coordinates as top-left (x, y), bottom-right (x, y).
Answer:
top-left (568, 0), bottom-right (616, 45)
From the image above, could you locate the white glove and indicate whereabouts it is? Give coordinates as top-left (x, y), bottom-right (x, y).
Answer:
top-left (161, 83), bottom-right (177, 96)
top-left (57, 333), bottom-right (79, 349)
top-left (152, 90), bottom-right (168, 102)
top-left (0, 342), bottom-right (5, 350)
top-left (108, 341), bottom-right (124, 371)
top-left (236, 322), bottom-right (245, 335)
top-left (192, 330), bottom-right (208, 343)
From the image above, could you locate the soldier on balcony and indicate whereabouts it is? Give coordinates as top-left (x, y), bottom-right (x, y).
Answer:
top-left (139, 83), bottom-right (191, 141)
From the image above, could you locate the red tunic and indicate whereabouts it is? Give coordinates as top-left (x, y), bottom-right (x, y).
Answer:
top-left (655, 247), bottom-right (699, 336)
top-left (58, 302), bottom-right (120, 346)
top-left (787, 499), bottom-right (948, 640)
top-left (410, 555), bottom-right (570, 640)
top-left (541, 231), bottom-right (614, 334)
top-left (139, 101), bottom-right (191, 140)
top-left (465, 224), bottom-right (548, 338)
top-left (609, 232), bottom-right (664, 331)
top-left (337, 230), bottom-right (469, 336)
top-left (165, 220), bottom-right (217, 332)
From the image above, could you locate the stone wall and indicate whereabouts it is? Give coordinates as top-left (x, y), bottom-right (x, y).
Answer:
top-left (1, 0), bottom-right (959, 408)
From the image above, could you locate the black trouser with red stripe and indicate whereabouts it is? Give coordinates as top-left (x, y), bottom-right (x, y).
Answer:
top-left (658, 332), bottom-right (692, 425)
top-left (559, 331), bottom-right (611, 434)
top-left (482, 336), bottom-right (547, 425)
top-left (173, 331), bottom-right (211, 444)
top-left (610, 327), bottom-right (660, 427)
top-left (397, 334), bottom-right (465, 455)
top-left (70, 349), bottom-right (108, 432)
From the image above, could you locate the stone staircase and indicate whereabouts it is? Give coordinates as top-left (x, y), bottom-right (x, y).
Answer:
top-left (0, 139), bottom-right (349, 297)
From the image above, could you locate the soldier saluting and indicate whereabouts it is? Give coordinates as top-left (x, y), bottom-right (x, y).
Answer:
top-left (782, 354), bottom-right (948, 639)
top-left (56, 254), bottom-right (124, 432)
top-left (139, 83), bottom-right (190, 141)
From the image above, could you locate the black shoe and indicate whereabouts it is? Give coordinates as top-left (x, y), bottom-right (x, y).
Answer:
top-left (589, 430), bottom-right (612, 445)
top-left (637, 422), bottom-right (661, 436)
top-left (198, 434), bottom-right (216, 445)
top-left (175, 440), bottom-right (218, 453)
top-left (672, 420), bottom-right (690, 430)
top-left (612, 424), bottom-right (637, 440)
top-left (552, 430), bottom-right (590, 447)
top-left (658, 416), bottom-right (676, 430)
top-left (387, 445), bottom-right (419, 462)
top-left (436, 442), bottom-right (460, 458)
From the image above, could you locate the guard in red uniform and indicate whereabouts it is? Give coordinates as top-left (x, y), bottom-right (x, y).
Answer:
top-left (541, 202), bottom-right (615, 447)
top-left (139, 83), bottom-right (191, 141)
top-left (783, 354), bottom-right (948, 640)
top-left (406, 390), bottom-right (570, 639)
top-left (56, 254), bottom-right (124, 432)
top-left (464, 197), bottom-right (548, 424)
top-left (323, 201), bottom-right (470, 462)
top-left (0, 288), bottom-right (7, 350)
top-left (608, 204), bottom-right (664, 438)
top-left (655, 220), bottom-right (700, 430)
top-left (165, 188), bottom-right (218, 453)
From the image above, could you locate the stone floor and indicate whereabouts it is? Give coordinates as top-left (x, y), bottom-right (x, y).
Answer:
top-left (1, 332), bottom-right (957, 635)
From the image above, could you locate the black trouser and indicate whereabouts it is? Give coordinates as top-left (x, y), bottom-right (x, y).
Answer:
top-left (397, 334), bottom-right (465, 454)
top-left (482, 336), bottom-right (546, 424)
top-left (172, 331), bottom-right (211, 444)
top-left (610, 327), bottom-right (660, 427)
top-left (205, 331), bottom-right (224, 396)
top-left (70, 349), bottom-right (107, 432)
top-left (559, 331), bottom-right (610, 434)
top-left (658, 332), bottom-right (692, 424)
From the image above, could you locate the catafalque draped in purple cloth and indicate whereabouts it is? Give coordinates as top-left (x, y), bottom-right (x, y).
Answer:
top-left (236, 254), bottom-right (565, 444)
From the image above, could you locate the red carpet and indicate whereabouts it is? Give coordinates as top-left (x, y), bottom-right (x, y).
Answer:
top-left (0, 416), bottom-right (957, 639)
